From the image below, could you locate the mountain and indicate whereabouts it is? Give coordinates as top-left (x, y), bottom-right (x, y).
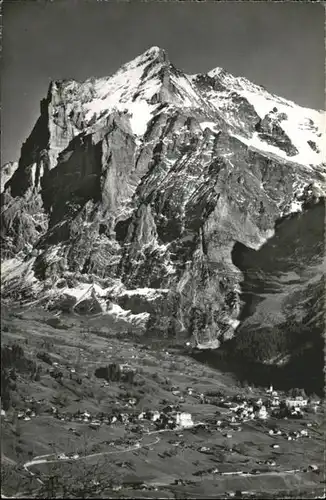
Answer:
top-left (1, 46), bottom-right (325, 358)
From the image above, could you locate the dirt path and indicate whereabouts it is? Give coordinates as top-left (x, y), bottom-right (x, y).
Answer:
top-left (5, 433), bottom-right (163, 500)
top-left (220, 468), bottom-right (301, 477)
top-left (23, 423), bottom-right (203, 474)
top-left (23, 427), bottom-right (175, 474)
top-left (23, 436), bottom-right (160, 472)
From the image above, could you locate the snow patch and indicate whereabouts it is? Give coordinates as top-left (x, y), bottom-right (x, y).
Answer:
top-left (128, 101), bottom-right (159, 136)
top-left (57, 283), bottom-right (150, 326)
top-left (117, 287), bottom-right (169, 300)
top-left (61, 284), bottom-right (94, 301)
top-left (1, 258), bottom-right (38, 286)
top-left (287, 199), bottom-right (303, 214)
top-left (199, 121), bottom-right (218, 132)
top-left (227, 318), bottom-right (240, 330)
top-left (196, 339), bottom-right (221, 350)
top-left (107, 303), bottom-right (150, 327)
top-left (164, 263), bottom-right (176, 275)
top-left (45, 245), bottom-right (63, 264)
top-left (232, 132), bottom-right (317, 168)
top-left (171, 73), bottom-right (204, 108)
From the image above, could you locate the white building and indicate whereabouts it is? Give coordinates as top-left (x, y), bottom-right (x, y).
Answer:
top-left (286, 397), bottom-right (308, 408)
top-left (176, 412), bottom-right (194, 429)
top-left (151, 411), bottom-right (160, 422)
top-left (256, 405), bottom-right (268, 420)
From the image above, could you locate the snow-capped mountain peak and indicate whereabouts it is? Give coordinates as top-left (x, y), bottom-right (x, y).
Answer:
top-left (80, 46), bottom-right (170, 128)
top-left (81, 45), bottom-right (206, 127)
top-left (46, 46), bottom-right (206, 144)
top-left (1, 47), bottom-right (325, 349)
top-left (43, 47), bottom-right (325, 169)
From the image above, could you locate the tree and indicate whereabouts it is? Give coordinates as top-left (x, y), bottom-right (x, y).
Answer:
top-left (34, 435), bottom-right (122, 498)
top-left (291, 388), bottom-right (306, 398)
top-left (309, 393), bottom-right (320, 402)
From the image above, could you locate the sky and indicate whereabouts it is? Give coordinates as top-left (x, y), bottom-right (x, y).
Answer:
top-left (1, 0), bottom-right (325, 165)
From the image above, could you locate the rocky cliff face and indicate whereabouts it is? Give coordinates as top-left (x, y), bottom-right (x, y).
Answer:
top-left (1, 46), bottom-right (325, 349)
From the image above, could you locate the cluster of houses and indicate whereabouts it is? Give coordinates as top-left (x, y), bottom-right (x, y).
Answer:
top-left (200, 385), bottom-right (322, 432)
top-left (214, 392), bottom-right (271, 424)
top-left (11, 382), bottom-right (320, 430)
top-left (138, 408), bottom-right (194, 430)
top-left (216, 385), bottom-right (320, 422)
top-left (46, 404), bottom-right (195, 432)
top-left (16, 408), bottom-right (36, 421)
top-left (49, 406), bottom-right (138, 427)
top-left (15, 397), bottom-right (43, 421)
top-left (6, 377), bottom-right (321, 445)
top-left (266, 425), bottom-right (310, 441)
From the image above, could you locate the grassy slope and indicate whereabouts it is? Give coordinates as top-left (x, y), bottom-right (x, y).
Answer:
top-left (1, 304), bottom-right (324, 499)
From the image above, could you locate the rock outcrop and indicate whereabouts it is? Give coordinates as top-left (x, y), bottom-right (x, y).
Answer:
top-left (1, 46), bottom-right (325, 349)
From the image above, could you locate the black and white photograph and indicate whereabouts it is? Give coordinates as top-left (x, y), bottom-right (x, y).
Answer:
top-left (1, 0), bottom-right (325, 498)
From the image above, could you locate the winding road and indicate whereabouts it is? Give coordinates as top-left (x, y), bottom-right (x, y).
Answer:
top-left (22, 425), bottom-right (188, 477)
top-left (3, 422), bottom-right (322, 499)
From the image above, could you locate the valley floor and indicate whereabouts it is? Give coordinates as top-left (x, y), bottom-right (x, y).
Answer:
top-left (1, 305), bottom-right (324, 499)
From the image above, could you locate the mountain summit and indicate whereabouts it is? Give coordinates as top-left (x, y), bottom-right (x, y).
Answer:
top-left (1, 47), bottom-right (325, 351)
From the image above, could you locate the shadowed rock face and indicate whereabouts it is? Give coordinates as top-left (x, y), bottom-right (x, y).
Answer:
top-left (233, 201), bottom-right (325, 322)
top-left (1, 46), bottom-right (325, 353)
top-left (193, 201), bottom-right (325, 395)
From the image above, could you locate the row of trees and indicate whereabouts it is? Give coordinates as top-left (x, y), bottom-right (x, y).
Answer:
top-left (94, 363), bottom-right (135, 384)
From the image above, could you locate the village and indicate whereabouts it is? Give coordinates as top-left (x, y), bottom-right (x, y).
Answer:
top-left (2, 377), bottom-right (322, 497)
top-left (6, 377), bottom-right (322, 451)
